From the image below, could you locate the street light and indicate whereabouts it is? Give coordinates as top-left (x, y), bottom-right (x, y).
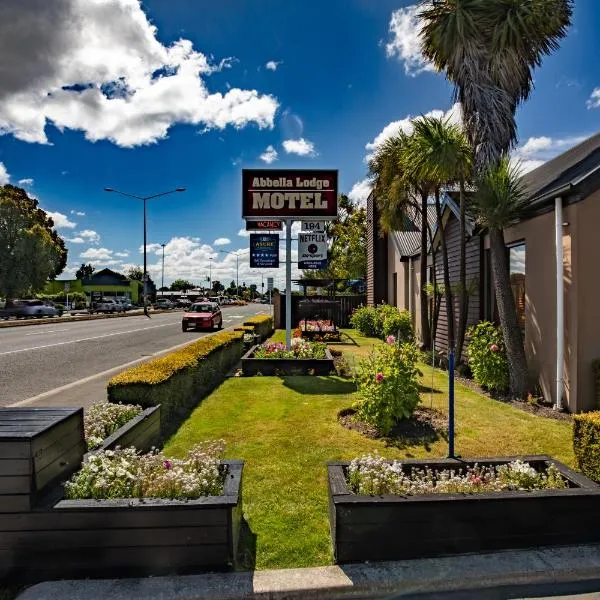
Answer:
top-left (208, 257), bottom-right (213, 293)
top-left (104, 187), bottom-right (185, 317)
top-left (219, 250), bottom-right (245, 298)
top-left (160, 243), bottom-right (166, 297)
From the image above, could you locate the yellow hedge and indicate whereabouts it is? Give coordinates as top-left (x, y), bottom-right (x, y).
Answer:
top-left (109, 330), bottom-right (243, 387)
top-left (573, 411), bottom-right (600, 482)
top-left (243, 315), bottom-right (273, 339)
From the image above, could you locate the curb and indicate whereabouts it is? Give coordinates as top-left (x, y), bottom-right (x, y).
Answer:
top-left (17, 544), bottom-right (600, 600)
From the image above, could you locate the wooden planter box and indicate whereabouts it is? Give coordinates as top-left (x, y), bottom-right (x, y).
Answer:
top-left (92, 405), bottom-right (161, 454)
top-left (328, 456), bottom-right (600, 564)
top-left (1, 460), bottom-right (243, 582)
top-left (241, 345), bottom-right (335, 376)
top-left (299, 330), bottom-right (342, 342)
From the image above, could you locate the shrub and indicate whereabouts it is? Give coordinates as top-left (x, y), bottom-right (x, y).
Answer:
top-left (64, 440), bottom-right (225, 500)
top-left (108, 331), bottom-right (243, 436)
top-left (244, 315), bottom-right (273, 339)
top-left (351, 304), bottom-right (414, 342)
top-left (350, 305), bottom-right (380, 337)
top-left (466, 321), bottom-right (509, 393)
top-left (573, 412), bottom-right (600, 482)
top-left (347, 455), bottom-right (566, 496)
top-left (353, 339), bottom-right (421, 434)
top-left (84, 402), bottom-right (142, 450)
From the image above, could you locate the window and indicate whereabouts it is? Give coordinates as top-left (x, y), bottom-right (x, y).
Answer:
top-left (509, 243), bottom-right (526, 331)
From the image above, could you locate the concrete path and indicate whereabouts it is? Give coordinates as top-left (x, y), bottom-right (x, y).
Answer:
top-left (18, 544), bottom-right (600, 600)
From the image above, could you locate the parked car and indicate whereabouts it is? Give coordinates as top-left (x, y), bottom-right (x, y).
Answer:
top-left (154, 299), bottom-right (176, 310)
top-left (0, 299), bottom-right (63, 320)
top-left (90, 298), bottom-right (125, 314)
top-left (176, 297), bottom-right (192, 308)
top-left (182, 302), bottom-right (223, 331)
top-left (209, 296), bottom-right (223, 305)
top-left (116, 298), bottom-right (134, 311)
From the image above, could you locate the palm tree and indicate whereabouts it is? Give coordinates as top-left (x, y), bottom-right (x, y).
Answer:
top-left (369, 134), bottom-right (432, 349)
top-left (404, 117), bottom-right (473, 357)
top-left (471, 157), bottom-right (528, 394)
top-left (419, 0), bottom-right (573, 397)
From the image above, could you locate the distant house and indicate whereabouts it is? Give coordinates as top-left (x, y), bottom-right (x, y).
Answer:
top-left (367, 131), bottom-right (600, 413)
top-left (45, 268), bottom-right (155, 303)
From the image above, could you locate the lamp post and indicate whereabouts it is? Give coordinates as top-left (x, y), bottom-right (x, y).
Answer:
top-left (209, 257), bottom-right (213, 294)
top-left (160, 243), bottom-right (166, 297)
top-left (103, 187), bottom-right (185, 317)
top-left (219, 250), bottom-right (245, 298)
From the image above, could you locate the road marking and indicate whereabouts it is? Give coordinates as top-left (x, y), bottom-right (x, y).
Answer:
top-left (6, 318), bottom-right (255, 408)
top-left (24, 328), bottom-right (70, 336)
top-left (0, 322), bottom-right (176, 356)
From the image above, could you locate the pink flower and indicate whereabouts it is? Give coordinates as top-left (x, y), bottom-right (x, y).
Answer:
top-left (490, 343), bottom-right (499, 353)
top-left (163, 460), bottom-right (172, 470)
top-left (375, 372), bottom-right (385, 383)
top-left (386, 335), bottom-right (396, 345)
top-left (470, 475), bottom-right (482, 485)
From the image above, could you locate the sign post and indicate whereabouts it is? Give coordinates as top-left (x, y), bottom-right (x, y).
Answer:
top-left (242, 169), bottom-right (338, 349)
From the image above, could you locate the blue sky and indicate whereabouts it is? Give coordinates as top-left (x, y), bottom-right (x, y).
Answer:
top-left (0, 0), bottom-right (598, 288)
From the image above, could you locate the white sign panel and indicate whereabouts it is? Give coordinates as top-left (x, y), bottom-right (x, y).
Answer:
top-left (301, 220), bottom-right (326, 233)
top-left (298, 232), bottom-right (328, 270)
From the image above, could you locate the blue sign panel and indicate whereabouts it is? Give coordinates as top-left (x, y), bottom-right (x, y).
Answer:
top-left (250, 234), bottom-right (279, 268)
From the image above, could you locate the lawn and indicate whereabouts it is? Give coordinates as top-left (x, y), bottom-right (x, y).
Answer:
top-left (164, 329), bottom-right (574, 570)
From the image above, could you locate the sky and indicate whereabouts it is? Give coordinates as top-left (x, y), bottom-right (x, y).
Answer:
top-left (0, 0), bottom-right (599, 290)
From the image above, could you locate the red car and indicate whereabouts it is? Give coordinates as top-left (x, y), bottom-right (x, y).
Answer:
top-left (182, 302), bottom-right (223, 332)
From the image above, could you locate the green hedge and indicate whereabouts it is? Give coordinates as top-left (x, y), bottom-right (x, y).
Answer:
top-left (108, 330), bottom-right (243, 437)
top-left (573, 412), bottom-right (600, 482)
top-left (243, 315), bottom-right (274, 340)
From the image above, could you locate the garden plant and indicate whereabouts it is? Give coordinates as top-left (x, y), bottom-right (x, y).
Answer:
top-left (84, 402), bottom-right (142, 450)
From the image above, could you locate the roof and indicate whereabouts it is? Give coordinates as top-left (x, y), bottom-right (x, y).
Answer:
top-left (520, 132), bottom-right (600, 205)
top-left (390, 204), bottom-right (437, 257)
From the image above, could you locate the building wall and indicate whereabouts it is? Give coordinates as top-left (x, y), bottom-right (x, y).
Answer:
top-left (434, 213), bottom-right (482, 358)
top-left (44, 280), bottom-right (139, 302)
top-left (366, 193), bottom-right (388, 306)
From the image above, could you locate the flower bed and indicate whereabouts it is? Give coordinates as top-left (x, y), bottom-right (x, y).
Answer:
top-left (328, 455), bottom-right (600, 564)
top-left (294, 320), bottom-right (342, 342)
top-left (84, 402), bottom-right (143, 450)
top-left (242, 339), bottom-right (334, 376)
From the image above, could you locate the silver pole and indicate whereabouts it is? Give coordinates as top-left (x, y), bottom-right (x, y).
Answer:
top-left (285, 219), bottom-right (292, 349)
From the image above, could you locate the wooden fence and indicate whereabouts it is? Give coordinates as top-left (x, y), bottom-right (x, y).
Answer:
top-left (273, 294), bottom-right (366, 329)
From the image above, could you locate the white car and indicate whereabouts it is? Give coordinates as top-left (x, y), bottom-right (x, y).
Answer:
top-left (0, 299), bottom-right (62, 319)
top-left (90, 298), bottom-right (125, 314)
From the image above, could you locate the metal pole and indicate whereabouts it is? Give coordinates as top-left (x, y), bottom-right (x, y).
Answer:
top-left (555, 196), bottom-right (564, 410)
top-left (236, 254), bottom-right (239, 298)
top-left (161, 243), bottom-right (165, 297)
top-left (143, 198), bottom-right (149, 318)
top-left (285, 219), bottom-right (292, 349)
top-left (448, 349), bottom-right (455, 458)
top-left (209, 259), bottom-right (212, 292)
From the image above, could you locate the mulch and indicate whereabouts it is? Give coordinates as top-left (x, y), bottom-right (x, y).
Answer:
top-left (339, 406), bottom-right (448, 449)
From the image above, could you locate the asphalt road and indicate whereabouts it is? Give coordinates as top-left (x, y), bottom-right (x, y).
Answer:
top-left (0, 304), bottom-right (267, 408)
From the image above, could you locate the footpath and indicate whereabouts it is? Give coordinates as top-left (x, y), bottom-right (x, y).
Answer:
top-left (18, 543), bottom-right (600, 600)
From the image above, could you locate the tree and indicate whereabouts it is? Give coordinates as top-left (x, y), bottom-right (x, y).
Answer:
top-left (249, 283), bottom-right (257, 298)
top-left (75, 263), bottom-right (95, 280)
top-left (419, 0), bottom-right (573, 396)
top-left (370, 134), bottom-right (433, 349)
top-left (127, 266), bottom-right (143, 281)
top-left (158, 286), bottom-right (169, 292)
top-left (212, 280), bottom-right (224, 293)
top-left (170, 279), bottom-right (194, 292)
top-left (404, 117), bottom-right (473, 360)
top-left (0, 185), bottom-right (67, 302)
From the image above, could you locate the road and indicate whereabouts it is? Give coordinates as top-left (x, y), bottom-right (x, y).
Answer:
top-left (0, 304), bottom-right (266, 408)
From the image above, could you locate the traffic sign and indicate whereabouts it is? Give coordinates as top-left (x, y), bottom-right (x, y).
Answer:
top-left (267, 277), bottom-right (274, 291)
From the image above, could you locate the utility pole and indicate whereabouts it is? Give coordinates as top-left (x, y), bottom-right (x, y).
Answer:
top-left (104, 187), bottom-right (186, 317)
top-left (161, 243), bottom-right (166, 297)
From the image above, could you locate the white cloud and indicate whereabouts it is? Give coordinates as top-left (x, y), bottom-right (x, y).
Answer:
top-left (0, 162), bottom-right (9, 185)
top-left (586, 88), bottom-right (600, 109)
top-left (348, 179), bottom-right (372, 207)
top-left (213, 237), bottom-right (231, 246)
top-left (365, 103), bottom-right (462, 162)
top-left (68, 237), bottom-right (85, 244)
top-left (17, 178), bottom-right (33, 186)
top-left (80, 247), bottom-right (113, 261)
top-left (512, 135), bottom-right (588, 174)
top-left (282, 137), bottom-right (316, 156)
top-left (70, 209), bottom-right (85, 216)
top-left (46, 210), bottom-right (76, 229)
top-left (0, 0), bottom-right (279, 147)
top-left (115, 251), bottom-right (130, 257)
top-left (265, 60), bottom-right (282, 71)
top-left (78, 229), bottom-right (100, 243)
top-left (238, 228), bottom-right (251, 238)
top-left (386, 4), bottom-right (435, 76)
top-left (259, 144), bottom-right (278, 164)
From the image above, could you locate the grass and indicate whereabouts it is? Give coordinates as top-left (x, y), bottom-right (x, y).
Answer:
top-left (164, 329), bottom-right (574, 571)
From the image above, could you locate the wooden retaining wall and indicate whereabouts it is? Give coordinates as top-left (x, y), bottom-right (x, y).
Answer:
top-left (94, 405), bottom-right (161, 453)
top-left (329, 456), bottom-right (600, 564)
